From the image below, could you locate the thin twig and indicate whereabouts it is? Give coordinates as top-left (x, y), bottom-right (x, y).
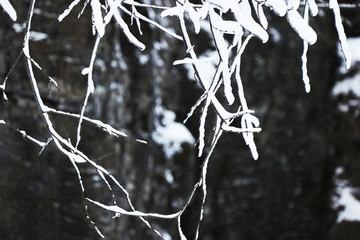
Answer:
top-left (1, 51), bottom-right (23, 100)
top-left (75, 35), bottom-right (101, 148)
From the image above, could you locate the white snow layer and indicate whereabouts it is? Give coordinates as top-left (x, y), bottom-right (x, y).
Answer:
top-left (332, 38), bottom-right (360, 97)
top-left (164, 169), bottom-right (174, 184)
top-left (1, 0), bottom-right (17, 21)
top-left (161, 231), bottom-right (172, 240)
top-left (91, 0), bottom-right (105, 37)
top-left (333, 75), bottom-right (360, 98)
top-left (287, 9), bottom-right (317, 45)
top-left (333, 167), bottom-right (360, 222)
top-left (181, 49), bottom-right (218, 88)
top-left (336, 186), bottom-right (360, 222)
top-left (12, 22), bottom-right (26, 32)
top-left (152, 108), bottom-right (195, 159)
top-left (29, 31), bottom-right (48, 41)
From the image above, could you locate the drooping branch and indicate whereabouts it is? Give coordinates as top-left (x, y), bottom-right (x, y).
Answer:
top-left (1, 0), bottom-right (353, 239)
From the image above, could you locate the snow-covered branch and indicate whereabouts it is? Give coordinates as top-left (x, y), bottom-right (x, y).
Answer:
top-left (0, 0), bottom-right (17, 21)
top-left (1, 0), bottom-right (353, 239)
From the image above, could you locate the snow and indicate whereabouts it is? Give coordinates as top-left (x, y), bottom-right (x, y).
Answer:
top-left (12, 23), bottom-right (26, 33)
top-left (332, 38), bottom-right (360, 98)
top-left (112, 41), bottom-right (128, 70)
top-left (209, 24), bottom-right (235, 104)
top-left (29, 31), bottom-right (48, 41)
top-left (152, 107), bottom-right (195, 159)
top-left (164, 169), bottom-right (174, 184)
top-left (287, 10), bottom-right (317, 45)
top-left (234, 1), bottom-right (269, 43)
top-left (308, 0), bottom-right (319, 17)
top-left (58, 0), bottom-right (81, 22)
top-left (268, 27), bottom-right (281, 42)
top-left (151, 41), bottom-right (167, 67)
top-left (337, 100), bottom-right (360, 113)
top-left (205, 0), bottom-right (233, 12)
top-left (256, 3), bottom-right (268, 29)
top-left (161, 231), bottom-right (172, 240)
top-left (287, 0), bottom-right (300, 10)
top-left (95, 58), bottom-right (106, 72)
top-left (332, 75), bottom-right (360, 97)
top-left (107, 0), bottom-right (145, 50)
top-left (182, 49), bottom-right (218, 88)
top-left (0, 0), bottom-right (17, 21)
top-left (91, 0), bottom-right (105, 37)
top-left (301, 4), bottom-right (311, 93)
top-left (137, 53), bottom-right (150, 65)
top-left (337, 186), bottom-right (360, 222)
top-left (81, 67), bottom-right (90, 75)
top-left (241, 113), bottom-right (260, 160)
top-left (265, 0), bottom-right (287, 17)
top-left (87, 197), bottom-right (180, 218)
top-left (92, 175), bottom-right (101, 182)
top-left (333, 167), bottom-right (360, 222)
top-left (346, 38), bottom-right (360, 64)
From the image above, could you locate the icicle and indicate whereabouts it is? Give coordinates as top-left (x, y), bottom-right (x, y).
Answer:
top-left (301, 3), bottom-right (311, 93)
top-left (330, 0), bottom-right (351, 69)
top-left (241, 114), bottom-right (260, 160)
top-left (302, 42), bottom-right (311, 93)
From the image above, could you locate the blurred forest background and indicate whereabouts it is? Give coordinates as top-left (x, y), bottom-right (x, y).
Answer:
top-left (1, 0), bottom-right (360, 240)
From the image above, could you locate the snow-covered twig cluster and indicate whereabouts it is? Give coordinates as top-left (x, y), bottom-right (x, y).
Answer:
top-left (0, 0), bottom-right (353, 239)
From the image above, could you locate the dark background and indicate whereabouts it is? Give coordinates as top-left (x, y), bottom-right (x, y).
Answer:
top-left (1, 1), bottom-right (360, 239)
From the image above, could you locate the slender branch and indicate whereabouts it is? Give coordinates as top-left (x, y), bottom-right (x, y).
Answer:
top-left (315, 3), bottom-right (360, 8)
top-left (0, 51), bottom-right (23, 100)
top-left (177, 7), bottom-right (236, 121)
top-left (302, 2), bottom-right (311, 93)
top-left (123, 0), bottom-right (171, 10)
top-left (0, 120), bottom-right (49, 148)
top-left (44, 107), bottom-right (147, 144)
top-left (194, 126), bottom-right (223, 240)
top-left (75, 35), bottom-right (101, 148)
top-left (23, 1), bottom-right (107, 236)
top-left (118, 4), bottom-right (183, 40)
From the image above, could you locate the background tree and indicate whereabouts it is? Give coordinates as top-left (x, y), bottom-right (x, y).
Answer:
top-left (1, 0), bottom-right (360, 240)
